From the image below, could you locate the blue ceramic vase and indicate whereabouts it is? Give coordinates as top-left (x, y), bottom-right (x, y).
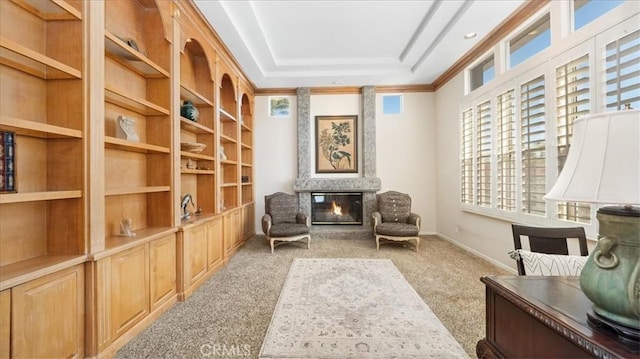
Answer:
top-left (181, 100), bottom-right (199, 122)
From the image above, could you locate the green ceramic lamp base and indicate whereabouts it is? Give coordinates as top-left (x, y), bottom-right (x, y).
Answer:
top-left (580, 206), bottom-right (640, 343)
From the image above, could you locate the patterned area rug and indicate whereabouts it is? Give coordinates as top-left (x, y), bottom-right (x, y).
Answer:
top-left (259, 258), bottom-right (469, 358)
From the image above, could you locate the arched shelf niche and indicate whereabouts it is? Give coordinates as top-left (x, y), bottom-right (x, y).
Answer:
top-left (178, 37), bottom-right (217, 216)
top-left (219, 73), bottom-right (238, 118)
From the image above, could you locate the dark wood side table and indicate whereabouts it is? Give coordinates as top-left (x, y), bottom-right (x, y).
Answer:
top-left (476, 276), bottom-right (639, 359)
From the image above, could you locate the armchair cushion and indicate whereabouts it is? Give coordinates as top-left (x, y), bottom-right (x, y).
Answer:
top-left (375, 222), bottom-right (419, 237)
top-left (377, 191), bottom-right (411, 223)
top-left (269, 223), bottom-right (310, 237)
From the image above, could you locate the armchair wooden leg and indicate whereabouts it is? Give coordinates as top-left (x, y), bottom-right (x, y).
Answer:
top-left (415, 237), bottom-right (420, 252)
top-left (270, 238), bottom-right (275, 254)
top-left (306, 235), bottom-right (310, 250)
top-left (376, 236), bottom-right (380, 250)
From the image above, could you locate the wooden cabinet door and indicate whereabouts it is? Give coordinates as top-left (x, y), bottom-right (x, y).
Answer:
top-left (207, 217), bottom-right (224, 269)
top-left (187, 223), bottom-right (208, 285)
top-left (110, 245), bottom-right (149, 339)
top-left (242, 203), bottom-right (255, 240)
top-left (233, 209), bottom-right (242, 247)
top-left (223, 210), bottom-right (239, 255)
top-left (150, 234), bottom-right (176, 311)
top-left (1, 290), bottom-right (10, 359)
top-left (11, 265), bottom-right (84, 359)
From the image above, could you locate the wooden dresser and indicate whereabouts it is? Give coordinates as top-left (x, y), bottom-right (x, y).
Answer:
top-left (477, 276), bottom-right (639, 359)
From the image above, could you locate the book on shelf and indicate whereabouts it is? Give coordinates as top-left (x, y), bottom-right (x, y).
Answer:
top-left (0, 131), bottom-right (15, 193)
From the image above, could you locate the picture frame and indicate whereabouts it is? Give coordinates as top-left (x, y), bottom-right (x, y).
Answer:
top-left (315, 115), bottom-right (357, 173)
top-left (0, 131), bottom-right (16, 193)
top-left (269, 96), bottom-right (290, 117)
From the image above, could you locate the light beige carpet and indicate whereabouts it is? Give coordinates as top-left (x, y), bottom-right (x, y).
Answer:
top-left (115, 236), bottom-right (510, 358)
top-left (259, 258), bottom-right (469, 358)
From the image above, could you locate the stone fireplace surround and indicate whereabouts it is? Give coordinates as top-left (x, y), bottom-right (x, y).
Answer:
top-left (293, 87), bottom-right (381, 239)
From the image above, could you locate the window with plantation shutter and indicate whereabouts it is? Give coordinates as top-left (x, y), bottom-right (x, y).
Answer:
top-left (461, 109), bottom-right (474, 204)
top-left (556, 54), bottom-right (592, 223)
top-left (496, 89), bottom-right (516, 211)
top-left (605, 29), bottom-right (640, 110)
top-left (476, 101), bottom-right (492, 207)
top-left (457, 2), bottom-right (634, 235)
top-left (521, 75), bottom-right (546, 216)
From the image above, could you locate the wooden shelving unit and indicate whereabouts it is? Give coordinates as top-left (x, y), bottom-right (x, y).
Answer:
top-left (218, 73), bottom-right (239, 211)
top-left (1, 0), bottom-right (256, 356)
top-left (0, 0), bottom-right (85, 284)
top-left (240, 91), bottom-right (254, 205)
top-left (239, 86), bottom-right (255, 241)
top-left (0, 0), bottom-right (86, 357)
top-left (102, 0), bottom-right (173, 241)
top-left (179, 38), bottom-right (216, 217)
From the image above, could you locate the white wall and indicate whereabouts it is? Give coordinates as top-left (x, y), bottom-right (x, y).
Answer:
top-left (254, 95), bottom-right (298, 233)
top-left (254, 92), bottom-right (437, 235)
top-left (376, 93), bottom-right (437, 234)
top-left (435, 73), bottom-right (516, 272)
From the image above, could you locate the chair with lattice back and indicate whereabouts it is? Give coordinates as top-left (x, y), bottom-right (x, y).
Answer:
top-left (372, 191), bottom-right (421, 251)
top-left (262, 192), bottom-right (310, 254)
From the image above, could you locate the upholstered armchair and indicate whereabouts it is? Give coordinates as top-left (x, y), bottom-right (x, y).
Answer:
top-left (372, 191), bottom-right (421, 251)
top-left (262, 192), bottom-right (311, 253)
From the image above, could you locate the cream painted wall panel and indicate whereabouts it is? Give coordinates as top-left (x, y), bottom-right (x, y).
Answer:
top-left (254, 96), bottom-right (298, 231)
top-left (376, 93), bottom-right (436, 234)
top-left (434, 72), bottom-right (516, 272)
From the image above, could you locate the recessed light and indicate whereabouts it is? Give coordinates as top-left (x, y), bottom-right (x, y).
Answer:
top-left (464, 32), bottom-right (477, 39)
top-left (332, 81), bottom-right (340, 85)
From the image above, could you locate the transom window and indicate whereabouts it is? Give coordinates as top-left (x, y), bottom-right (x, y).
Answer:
top-left (470, 55), bottom-right (495, 92)
top-left (382, 94), bottom-right (403, 115)
top-left (574, 0), bottom-right (624, 30)
top-left (510, 13), bottom-right (551, 68)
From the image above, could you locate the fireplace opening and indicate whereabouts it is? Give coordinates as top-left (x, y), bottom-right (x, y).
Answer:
top-left (311, 192), bottom-right (363, 225)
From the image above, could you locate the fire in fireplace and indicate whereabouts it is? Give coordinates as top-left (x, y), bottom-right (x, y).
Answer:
top-left (311, 192), bottom-right (363, 225)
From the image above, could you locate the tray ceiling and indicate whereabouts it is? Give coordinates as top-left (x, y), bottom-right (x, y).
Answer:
top-left (194, 0), bottom-right (525, 89)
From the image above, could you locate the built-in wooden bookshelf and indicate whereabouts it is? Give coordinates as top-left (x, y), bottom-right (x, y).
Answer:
top-left (240, 90), bottom-right (254, 205)
top-left (179, 38), bottom-right (216, 217)
top-left (102, 0), bottom-right (173, 243)
top-left (0, 0), bottom-right (86, 356)
top-left (218, 72), bottom-right (239, 211)
top-left (1, 0), bottom-right (256, 356)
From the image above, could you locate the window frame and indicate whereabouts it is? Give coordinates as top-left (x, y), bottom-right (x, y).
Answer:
top-left (381, 94), bottom-right (404, 115)
top-left (458, 6), bottom-right (639, 238)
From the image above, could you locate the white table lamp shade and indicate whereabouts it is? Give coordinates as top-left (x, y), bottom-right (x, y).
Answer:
top-left (545, 109), bottom-right (640, 205)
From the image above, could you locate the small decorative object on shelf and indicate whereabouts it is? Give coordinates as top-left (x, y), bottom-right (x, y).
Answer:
top-left (180, 142), bottom-right (206, 153)
top-left (241, 175), bottom-right (249, 183)
top-left (118, 218), bottom-right (136, 237)
top-left (124, 38), bottom-right (139, 52)
top-left (181, 100), bottom-right (199, 122)
top-left (181, 193), bottom-right (195, 220)
top-left (116, 36), bottom-right (143, 60)
top-left (219, 147), bottom-right (227, 161)
top-left (116, 116), bottom-right (140, 142)
top-left (186, 159), bottom-right (197, 169)
top-left (0, 131), bottom-right (16, 193)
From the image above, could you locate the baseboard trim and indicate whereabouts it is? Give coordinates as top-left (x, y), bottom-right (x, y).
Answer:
top-left (435, 232), bottom-right (516, 274)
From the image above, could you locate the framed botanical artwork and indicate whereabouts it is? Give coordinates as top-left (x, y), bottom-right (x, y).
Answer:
top-left (269, 96), bottom-right (290, 117)
top-left (315, 115), bottom-right (357, 173)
